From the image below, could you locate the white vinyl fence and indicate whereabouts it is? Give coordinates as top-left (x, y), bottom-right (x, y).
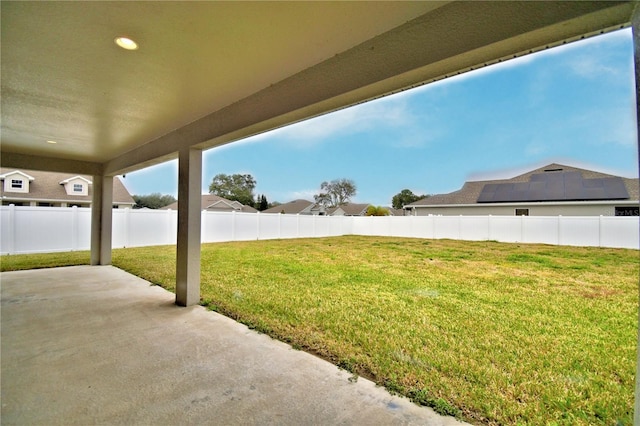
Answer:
top-left (1, 205), bottom-right (638, 255)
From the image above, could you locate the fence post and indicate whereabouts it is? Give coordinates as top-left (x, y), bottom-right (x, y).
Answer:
top-left (231, 211), bottom-right (236, 241)
top-left (557, 215), bottom-right (562, 246)
top-left (598, 215), bottom-right (603, 247)
top-left (296, 214), bottom-right (300, 238)
top-left (487, 215), bottom-right (492, 241)
top-left (124, 208), bottom-right (131, 248)
top-left (278, 212), bottom-right (282, 239)
top-left (71, 206), bottom-right (78, 251)
top-left (256, 211), bottom-right (260, 240)
top-left (8, 204), bottom-right (16, 254)
top-left (520, 213), bottom-right (525, 243)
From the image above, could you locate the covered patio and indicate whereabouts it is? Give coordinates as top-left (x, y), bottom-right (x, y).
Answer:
top-left (1, 265), bottom-right (466, 425)
top-left (2, 1), bottom-right (639, 423)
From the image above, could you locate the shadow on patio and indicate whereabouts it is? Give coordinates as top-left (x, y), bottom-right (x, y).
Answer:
top-left (1, 265), bottom-right (466, 425)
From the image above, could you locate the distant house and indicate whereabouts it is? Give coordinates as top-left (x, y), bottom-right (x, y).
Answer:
top-left (262, 199), bottom-right (316, 215)
top-left (264, 200), bottom-right (376, 216)
top-left (388, 208), bottom-right (405, 216)
top-left (0, 168), bottom-right (134, 208)
top-left (161, 194), bottom-right (257, 212)
top-left (405, 163), bottom-right (639, 217)
top-left (328, 203), bottom-right (372, 216)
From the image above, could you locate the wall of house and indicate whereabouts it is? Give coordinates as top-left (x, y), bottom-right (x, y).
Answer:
top-left (411, 203), bottom-right (634, 216)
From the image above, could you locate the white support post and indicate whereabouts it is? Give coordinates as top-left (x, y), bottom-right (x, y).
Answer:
top-left (90, 175), bottom-right (113, 265)
top-left (175, 147), bottom-right (202, 307)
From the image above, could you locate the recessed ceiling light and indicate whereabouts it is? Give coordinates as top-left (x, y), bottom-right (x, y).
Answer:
top-left (115, 37), bottom-right (138, 51)
top-left (46, 140), bottom-right (57, 144)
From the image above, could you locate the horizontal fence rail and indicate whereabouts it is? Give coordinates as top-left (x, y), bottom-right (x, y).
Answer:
top-left (1, 205), bottom-right (638, 255)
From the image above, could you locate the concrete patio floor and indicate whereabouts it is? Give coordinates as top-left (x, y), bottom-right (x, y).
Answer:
top-left (1, 265), bottom-right (467, 425)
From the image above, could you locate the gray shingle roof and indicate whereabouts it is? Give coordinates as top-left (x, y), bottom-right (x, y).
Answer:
top-left (262, 199), bottom-right (314, 214)
top-left (408, 163), bottom-right (640, 206)
top-left (333, 203), bottom-right (371, 216)
top-left (0, 168), bottom-right (134, 205)
top-left (161, 194), bottom-right (258, 212)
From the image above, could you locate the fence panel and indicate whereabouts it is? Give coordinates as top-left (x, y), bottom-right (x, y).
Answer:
top-left (432, 216), bottom-right (460, 240)
top-left (10, 206), bottom-right (79, 253)
top-left (115, 209), bottom-right (176, 248)
top-left (557, 216), bottom-right (600, 247)
top-left (486, 216), bottom-right (522, 243)
top-left (600, 216), bottom-right (639, 249)
top-left (388, 216), bottom-right (413, 238)
top-left (1, 206), bottom-right (638, 254)
top-left (350, 215), bottom-right (369, 236)
top-left (459, 216), bottom-right (491, 241)
top-left (522, 216), bottom-right (558, 245)
top-left (257, 213), bottom-right (281, 240)
top-left (202, 211), bottom-right (233, 242)
top-left (233, 212), bottom-right (259, 241)
top-left (279, 214), bottom-right (300, 239)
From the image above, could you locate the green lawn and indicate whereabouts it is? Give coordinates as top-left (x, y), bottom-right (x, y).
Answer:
top-left (2, 236), bottom-right (637, 425)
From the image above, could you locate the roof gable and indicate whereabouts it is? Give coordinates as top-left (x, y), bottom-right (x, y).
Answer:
top-left (263, 199), bottom-right (314, 214)
top-left (59, 176), bottom-right (92, 185)
top-left (0, 170), bottom-right (35, 181)
top-left (335, 203), bottom-right (371, 216)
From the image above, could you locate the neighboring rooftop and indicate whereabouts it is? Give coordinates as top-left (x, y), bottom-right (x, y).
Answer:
top-left (262, 199), bottom-right (314, 214)
top-left (162, 194), bottom-right (257, 213)
top-left (0, 168), bottom-right (134, 206)
top-left (408, 163), bottom-right (640, 206)
top-left (329, 203), bottom-right (372, 216)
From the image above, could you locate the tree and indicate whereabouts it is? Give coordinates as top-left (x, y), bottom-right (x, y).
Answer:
top-left (391, 189), bottom-right (429, 210)
top-left (133, 193), bottom-right (176, 209)
top-left (257, 194), bottom-right (269, 211)
top-left (208, 173), bottom-right (256, 207)
top-left (314, 178), bottom-right (356, 207)
top-left (365, 205), bottom-right (389, 216)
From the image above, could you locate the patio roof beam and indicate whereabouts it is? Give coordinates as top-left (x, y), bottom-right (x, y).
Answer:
top-left (1, 152), bottom-right (102, 176)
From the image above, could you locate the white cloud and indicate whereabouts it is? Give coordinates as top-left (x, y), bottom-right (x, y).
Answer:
top-left (274, 97), bottom-right (414, 145)
top-left (286, 189), bottom-right (317, 200)
top-left (524, 140), bottom-right (548, 156)
top-left (227, 90), bottom-right (426, 150)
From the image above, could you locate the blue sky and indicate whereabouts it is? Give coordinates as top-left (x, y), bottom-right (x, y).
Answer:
top-left (121, 28), bottom-right (637, 207)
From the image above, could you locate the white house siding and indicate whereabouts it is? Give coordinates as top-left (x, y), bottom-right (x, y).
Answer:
top-left (411, 202), bottom-right (638, 217)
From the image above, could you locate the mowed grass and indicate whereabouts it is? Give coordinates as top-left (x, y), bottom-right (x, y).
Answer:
top-left (2, 236), bottom-right (637, 425)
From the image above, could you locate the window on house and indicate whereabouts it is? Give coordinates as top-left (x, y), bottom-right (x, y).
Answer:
top-left (515, 208), bottom-right (529, 216)
top-left (38, 202), bottom-right (52, 207)
top-left (11, 179), bottom-right (23, 189)
top-left (615, 206), bottom-right (639, 216)
top-left (73, 183), bottom-right (83, 192)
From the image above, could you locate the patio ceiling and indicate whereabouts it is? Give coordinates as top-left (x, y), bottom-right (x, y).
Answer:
top-left (0, 1), bottom-right (635, 176)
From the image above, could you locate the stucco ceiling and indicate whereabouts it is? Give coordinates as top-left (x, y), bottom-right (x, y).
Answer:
top-left (1, 1), bottom-right (635, 176)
